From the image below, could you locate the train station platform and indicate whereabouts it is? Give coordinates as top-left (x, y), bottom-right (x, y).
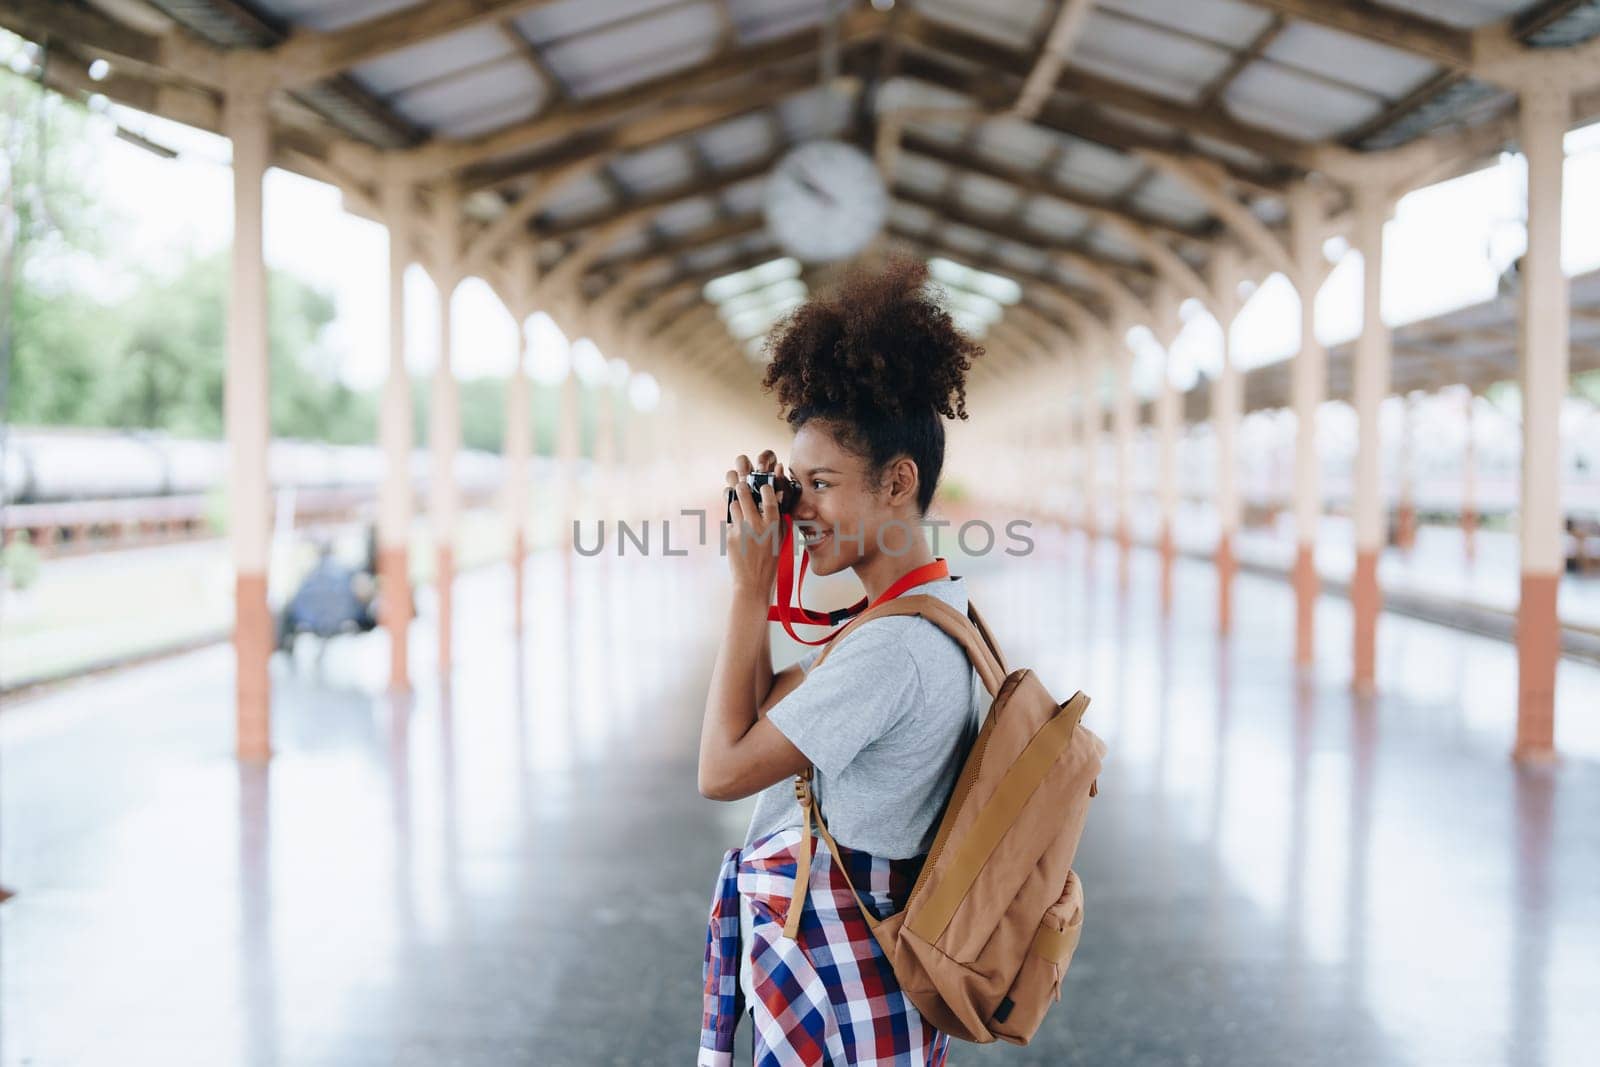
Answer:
top-left (3, 534), bottom-right (1598, 1065)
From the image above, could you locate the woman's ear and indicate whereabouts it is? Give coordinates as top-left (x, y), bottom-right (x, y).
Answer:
top-left (885, 456), bottom-right (920, 508)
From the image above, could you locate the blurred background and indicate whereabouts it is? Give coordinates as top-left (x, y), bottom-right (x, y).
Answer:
top-left (2, 1), bottom-right (1599, 1064)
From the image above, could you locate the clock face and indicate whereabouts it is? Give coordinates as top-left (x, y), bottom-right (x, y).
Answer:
top-left (764, 140), bottom-right (889, 263)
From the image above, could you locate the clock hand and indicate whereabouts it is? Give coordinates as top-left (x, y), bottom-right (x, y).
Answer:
top-left (794, 169), bottom-right (837, 208)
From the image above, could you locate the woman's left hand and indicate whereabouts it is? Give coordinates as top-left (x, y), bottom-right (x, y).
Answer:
top-left (725, 450), bottom-right (784, 597)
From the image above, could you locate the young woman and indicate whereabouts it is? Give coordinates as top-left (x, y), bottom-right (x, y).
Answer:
top-left (697, 259), bottom-right (985, 1066)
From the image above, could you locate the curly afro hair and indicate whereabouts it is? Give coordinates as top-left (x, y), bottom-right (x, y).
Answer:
top-left (760, 256), bottom-right (983, 514)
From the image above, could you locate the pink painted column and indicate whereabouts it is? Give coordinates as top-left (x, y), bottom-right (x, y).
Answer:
top-left (505, 309), bottom-right (533, 631)
top-left (430, 186), bottom-right (462, 676)
top-left (1514, 83), bottom-right (1570, 762)
top-left (378, 175), bottom-right (413, 691)
top-left (1210, 247), bottom-right (1244, 635)
top-left (1351, 184), bottom-right (1392, 693)
top-left (1289, 184), bottom-right (1328, 668)
top-left (224, 85), bottom-right (272, 763)
top-left (1462, 388), bottom-right (1479, 563)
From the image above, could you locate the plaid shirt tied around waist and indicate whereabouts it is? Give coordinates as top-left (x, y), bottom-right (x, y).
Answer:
top-left (699, 827), bottom-right (951, 1067)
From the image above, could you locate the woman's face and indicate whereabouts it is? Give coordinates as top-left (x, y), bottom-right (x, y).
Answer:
top-left (787, 420), bottom-right (920, 577)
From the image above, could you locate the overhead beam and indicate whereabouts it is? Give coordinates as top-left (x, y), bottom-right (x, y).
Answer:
top-left (893, 186), bottom-right (1158, 292)
top-left (1234, 1), bottom-right (1474, 69)
top-left (893, 50), bottom-right (1293, 193)
top-left (899, 133), bottom-right (1208, 243)
top-left (1010, 0), bottom-right (1096, 120)
top-left (264, 0), bottom-right (560, 90)
top-left (390, 14), bottom-right (876, 182)
top-left (895, 11), bottom-right (1314, 169)
top-left (1, 0), bottom-right (224, 88)
top-left (1137, 152), bottom-right (1296, 278)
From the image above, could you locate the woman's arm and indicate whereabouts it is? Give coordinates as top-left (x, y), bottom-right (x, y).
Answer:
top-left (698, 588), bottom-right (811, 801)
top-left (698, 454), bottom-right (811, 801)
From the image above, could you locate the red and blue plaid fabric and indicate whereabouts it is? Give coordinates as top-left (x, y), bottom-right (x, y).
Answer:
top-left (700, 827), bottom-right (952, 1066)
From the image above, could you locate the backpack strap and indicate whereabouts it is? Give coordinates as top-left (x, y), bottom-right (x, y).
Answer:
top-left (805, 595), bottom-right (1007, 697)
top-left (780, 594), bottom-right (1008, 942)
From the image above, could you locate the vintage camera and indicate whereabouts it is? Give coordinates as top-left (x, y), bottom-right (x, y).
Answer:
top-left (725, 469), bottom-right (800, 524)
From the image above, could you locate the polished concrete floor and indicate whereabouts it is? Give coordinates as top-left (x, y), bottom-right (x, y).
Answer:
top-left (3, 528), bottom-right (1598, 1065)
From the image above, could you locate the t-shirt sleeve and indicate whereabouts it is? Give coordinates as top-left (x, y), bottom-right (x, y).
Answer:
top-left (766, 622), bottom-right (921, 777)
top-left (796, 646), bottom-right (823, 674)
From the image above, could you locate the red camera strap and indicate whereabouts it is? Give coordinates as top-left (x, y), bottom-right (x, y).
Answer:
top-left (765, 514), bottom-right (950, 646)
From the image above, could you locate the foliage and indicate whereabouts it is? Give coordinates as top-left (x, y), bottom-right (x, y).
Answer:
top-left (1, 530), bottom-right (40, 590)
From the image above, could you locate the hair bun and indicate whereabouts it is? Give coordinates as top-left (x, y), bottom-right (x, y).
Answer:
top-left (761, 256), bottom-right (982, 424)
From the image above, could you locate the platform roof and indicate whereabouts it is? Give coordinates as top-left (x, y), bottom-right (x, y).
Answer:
top-left (1171, 267), bottom-right (1600, 422)
top-left (10, 1), bottom-right (1600, 396)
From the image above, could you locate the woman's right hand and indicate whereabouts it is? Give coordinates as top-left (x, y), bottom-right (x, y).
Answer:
top-left (725, 449), bottom-right (785, 597)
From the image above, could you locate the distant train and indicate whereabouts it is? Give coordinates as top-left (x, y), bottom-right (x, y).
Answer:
top-left (0, 427), bottom-right (557, 558)
top-left (1, 426), bottom-right (519, 506)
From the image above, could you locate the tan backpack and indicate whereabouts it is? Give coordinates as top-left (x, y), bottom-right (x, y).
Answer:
top-left (781, 593), bottom-right (1105, 1045)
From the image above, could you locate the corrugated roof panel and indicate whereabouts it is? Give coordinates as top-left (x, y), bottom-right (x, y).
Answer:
top-left (540, 3), bottom-right (723, 98)
top-left (1023, 195), bottom-right (1091, 239)
top-left (973, 119), bottom-right (1062, 171)
top-left (654, 197), bottom-right (721, 235)
top-left (731, 0), bottom-right (833, 44)
top-left (1072, 12), bottom-right (1234, 104)
top-left (1225, 64), bottom-right (1383, 140)
top-left (1055, 139), bottom-right (1145, 198)
top-left (736, 232), bottom-right (778, 257)
top-left (444, 95), bottom-right (546, 140)
top-left (250, 0), bottom-right (416, 32)
top-left (720, 177), bottom-right (768, 216)
top-left (1263, 22), bottom-right (1438, 100)
top-left (603, 230), bottom-right (653, 262)
top-left (517, 0), bottom-right (687, 44)
top-left (894, 154), bottom-right (953, 196)
top-left (889, 201), bottom-right (938, 234)
top-left (631, 259), bottom-right (678, 289)
top-left (1095, 0), bottom-right (1275, 49)
top-left (918, 0), bottom-right (1053, 52)
top-left (1085, 228), bottom-right (1142, 264)
top-left (877, 76), bottom-right (974, 112)
top-left (1376, 0), bottom-right (1537, 30)
top-left (1127, 171), bottom-right (1211, 229)
top-left (350, 24), bottom-right (515, 96)
top-left (611, 142), bottom-right (697, 195)
top-left (994, 240), bottom-right (1050, 275)
top-left (957, 173), bottom-right (1023, 216)
top-left (697, 113), bottom-right (777, 169)
top-left (777, 87), bottom-right (855, 141)
top-left (941, 223), bottom-right (993, 255)
top-left (683, 243), bottom-right (741, 272)
top-left (540, 173), bottom-right (619, 223)
top-left (388, 57), bottom-right (548, 137)
top-left (1188, 133), bottom-right (1273, 174)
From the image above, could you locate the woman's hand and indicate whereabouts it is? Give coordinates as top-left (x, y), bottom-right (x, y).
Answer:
top-left (724, 449), bottom-right (785, 598)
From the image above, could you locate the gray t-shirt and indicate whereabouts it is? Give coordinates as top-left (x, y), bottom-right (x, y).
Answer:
top-left (743, 575), bottom-right (985, 860)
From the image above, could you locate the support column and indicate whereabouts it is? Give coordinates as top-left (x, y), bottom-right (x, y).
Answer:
top-left (506, 310), bottom-right (533, 631)
top-left (1351, 184), bottom-right (1392, 694)
top-left (558, 367), bottom-right (582, 549)
top-left (430, 185), bottom-right (462, 676)
top-left (1153, 296), bottom-right (1182, 614)
top-left (1075, 355), bottom-right (1095, 537)
top-left (224, 85), bottom-right (272, 764)
top-left (1290, 184), bottom-right (1328, 668)
top-left (1112, 333), bottom-right (1135, 584)
top-left (1463, 388), bottom-right (1478, 563)
top-left (1396, 393), bottom-right (1418, 551)
top-left (593, 361), bottom-right (616, 522)
top-left (1515, 82), bottom-right (1570, 763)
top-left (378, 176), bottom-right (413, 691)
top-left (1210, 248), bottom-right (1243, 635)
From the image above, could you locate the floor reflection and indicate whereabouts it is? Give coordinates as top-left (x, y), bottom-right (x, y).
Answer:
top-left (1, 537), bottom-right (1597, 1065)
